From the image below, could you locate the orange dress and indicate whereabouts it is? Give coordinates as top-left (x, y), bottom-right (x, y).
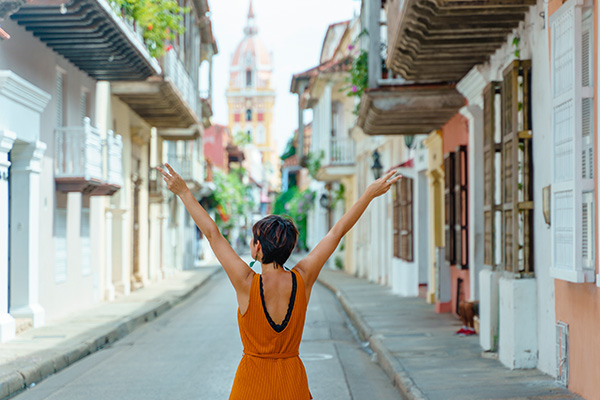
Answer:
top-left (230, 268), bottom-right (312, 400)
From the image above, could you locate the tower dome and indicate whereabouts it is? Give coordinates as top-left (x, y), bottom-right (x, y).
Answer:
top-left (229, 0), bottom-right (273, 89)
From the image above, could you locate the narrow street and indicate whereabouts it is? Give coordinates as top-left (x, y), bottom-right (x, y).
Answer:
top-left (12, 270), bottom-right (401, 400)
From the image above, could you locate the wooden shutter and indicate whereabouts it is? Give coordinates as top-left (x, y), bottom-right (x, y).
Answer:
top-left (399, 177), bottom-right (414, 262)
top-left (444, 152), bottom-right (456, 264)
top-left (393, 181), bottom-right (401, 258)
top-left (483, 82), bottom-right (501, 267)
top-left (454, 146), bottom-right (468, 269)
top-left (501, 60), bottom-right (533, 275)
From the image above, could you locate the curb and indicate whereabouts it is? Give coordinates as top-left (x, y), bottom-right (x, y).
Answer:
top-left (0, 267), bottom-right (222, 400)
top-left (318, 276), bottom-right (428, 400)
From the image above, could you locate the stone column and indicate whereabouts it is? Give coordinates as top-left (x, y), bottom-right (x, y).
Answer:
top-left (9, 140), bottom-right (46, 327)
top-left (0, 130), bottom-right (16, 342)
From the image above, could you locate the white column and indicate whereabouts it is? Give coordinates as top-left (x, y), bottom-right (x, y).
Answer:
top-left (460, 105), bottom-right (484, 301)
top-left (0, 130), bottom-right (16, 342)
top-left (105, 208), bottom-right (115, 301)
top-left (9, 140), bottom-right (46, 327)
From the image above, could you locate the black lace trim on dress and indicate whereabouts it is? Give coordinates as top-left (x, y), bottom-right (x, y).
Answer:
top-left (260, 271), bottom-right (297, 333)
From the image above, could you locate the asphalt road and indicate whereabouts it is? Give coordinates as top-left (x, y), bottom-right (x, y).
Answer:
top-left (13, 269), bottom-right (401, 400)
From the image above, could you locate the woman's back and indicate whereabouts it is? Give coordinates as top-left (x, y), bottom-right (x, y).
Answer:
top-left (230, 268), bottom-right (312, 400)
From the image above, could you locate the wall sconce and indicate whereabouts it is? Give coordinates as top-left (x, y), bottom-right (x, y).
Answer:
top-left (542, 185), bottom-right (551, 226)
top-left (319, 193), bottom-right (330, 209)
top-left (371, 149), bottom-right (383, 180)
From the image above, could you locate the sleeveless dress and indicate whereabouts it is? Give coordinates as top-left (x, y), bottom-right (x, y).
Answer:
top-left (230, 268), bottom-right (313, 400)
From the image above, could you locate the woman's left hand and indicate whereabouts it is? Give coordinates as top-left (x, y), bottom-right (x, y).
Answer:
top-left (157, 163), bottom-right (189, 196)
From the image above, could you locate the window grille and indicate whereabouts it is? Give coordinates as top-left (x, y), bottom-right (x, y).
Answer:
top-left (444, 152), bottom-right (456, 264)
top-left (556, 321), bottom-right (569, 386)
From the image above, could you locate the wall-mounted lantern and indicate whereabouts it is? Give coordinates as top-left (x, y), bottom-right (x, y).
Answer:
top-left (371, 149), bottom-right (383, 179)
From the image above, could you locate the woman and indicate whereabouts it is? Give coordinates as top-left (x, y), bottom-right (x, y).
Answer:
top-left (158, 164), bottom-right (400, 399)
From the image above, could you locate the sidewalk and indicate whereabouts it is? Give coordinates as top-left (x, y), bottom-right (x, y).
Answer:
top-left (0, 265), bottom-right (221, 400)
top-left (317, 269), bottom-right (582, 400)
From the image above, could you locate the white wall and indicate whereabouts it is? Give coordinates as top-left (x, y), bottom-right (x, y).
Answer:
top-left (1, 18), bottom-right (99, 322)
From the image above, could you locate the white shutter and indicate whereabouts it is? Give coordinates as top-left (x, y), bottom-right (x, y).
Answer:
top-left (550, 0), bottom-right (589, 282)
top-left (582, 192), bottom-right (594, 269)
top-left (56, 71), bottom-right (64, 127)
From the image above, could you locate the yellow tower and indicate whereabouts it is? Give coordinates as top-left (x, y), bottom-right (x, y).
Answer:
top-left (227, 0), bottom-right (279, 190)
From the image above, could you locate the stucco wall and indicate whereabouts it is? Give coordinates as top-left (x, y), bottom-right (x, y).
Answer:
top-left (1, 19), bottom-right (99, 322)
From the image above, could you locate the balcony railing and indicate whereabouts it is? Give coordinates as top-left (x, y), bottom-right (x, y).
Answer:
top-left (55, 117), bottom-right (123, 195)
top-left (149, 167), bottom-right (167, 202)
top-left (106, 130), bottom-right (123, 188)
top-left (167, 154), bottom-right (203, 191)
top-left (329, 137), bottom-right (355, 166)
top-left (163, 50), bottom-right (200, 119)
top-left (55, 118), bottom-right (103, 182)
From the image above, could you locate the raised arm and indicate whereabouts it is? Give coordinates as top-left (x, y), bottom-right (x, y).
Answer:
top-left (157, 164), bottom-right (254, 294)
top-left (295, 170), bottom-right (401, 292)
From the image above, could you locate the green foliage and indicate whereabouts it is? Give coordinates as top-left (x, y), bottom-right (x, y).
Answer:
top-left (234, 130), bottom-right (252, 147)
top-left (306, 150), bottom-right (324, 179)
top-left (334, 256), bottom-right (344, 270)
top-left (344, 49), bottom-right (369, 115)
top-left (211, 168), bottom-right (255, 239)
top-left (273, 187), bottom-right (315, 251)
top-left (332, 183), bottom-right (345, 208)
top-left (512, 36), bottom-right (521, 60)
top-left (111, 0), bottom-right (188, 58)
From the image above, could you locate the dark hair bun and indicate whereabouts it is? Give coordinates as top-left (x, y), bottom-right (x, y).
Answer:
top-left (252, 215), bottom-right (298, 267)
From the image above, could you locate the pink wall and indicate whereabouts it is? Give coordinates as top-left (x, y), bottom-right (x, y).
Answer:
top-left (442, 113), bottom-right (470, 316)
top-left (203, 125), bottom-right (228, 170)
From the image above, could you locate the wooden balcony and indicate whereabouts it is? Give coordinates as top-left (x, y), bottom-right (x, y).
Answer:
top-left (385, 0), bottom-right (536, 81)
top-left (112, 50), bottom-right (201, 136)
top-left (11, 0), bottom-right (160, 80)
top-left (358, 83), bottom-right (465, 135)
top-left (54, 118), bottom-right (122, 195)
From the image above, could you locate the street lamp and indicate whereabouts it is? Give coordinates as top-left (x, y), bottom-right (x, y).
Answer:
top-left (319, 193), bottom-right (330, 209)
top-left (371, 150), bottom-right (383, 180)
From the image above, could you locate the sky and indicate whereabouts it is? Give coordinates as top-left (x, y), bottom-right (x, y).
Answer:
top-left (208, 0), bottom-right (360, 154)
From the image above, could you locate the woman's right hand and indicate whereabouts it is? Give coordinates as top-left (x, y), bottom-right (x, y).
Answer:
top-left (157, 163), bottom-right (190, 196)
top-left (365, 170), bottom-right (401, 199)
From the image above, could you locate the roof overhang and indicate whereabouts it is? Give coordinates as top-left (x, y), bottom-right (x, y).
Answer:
top-left (156, 126), bottom-right (201, 141)
top-left (11, 0), bottom-right (161, 80)
top-left (111, 80), bottom-right (199, 130)
top-left (386, 0), bottom-right (535, 81)
top-left (357, 84), bottom-right (465, 135)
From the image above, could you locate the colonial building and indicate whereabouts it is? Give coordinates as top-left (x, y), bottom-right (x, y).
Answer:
top-left (226, 0), bottom-right (279, 198)
top-left (0, 0), bottom-right (216, 342)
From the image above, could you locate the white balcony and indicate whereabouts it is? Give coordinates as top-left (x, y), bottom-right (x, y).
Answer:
top-left (54, 117), bottom-right (122, 196)
top-left (316, 137), bottom-right (356, 182)
top-left (167, 155), bottom-right (204, 194)
top-left (163, 49), bottom-right (200, 120)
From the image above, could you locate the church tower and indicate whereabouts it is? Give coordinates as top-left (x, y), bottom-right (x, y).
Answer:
top-left (227, 0), bottom-right (279, 189)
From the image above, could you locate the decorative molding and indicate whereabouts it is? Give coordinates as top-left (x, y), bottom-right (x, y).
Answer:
top-left (10, 141), bottom-right (47, 174)
top-left (0, 71), bottom-right (51, 114)
top-left (456, 66), bottom-right (488, 108)
top-left (0, 130), bottom-right (16, 153)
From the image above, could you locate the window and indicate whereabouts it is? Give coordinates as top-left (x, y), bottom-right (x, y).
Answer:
top-left (246, 109), bottom-right (252, 122)
top-left (550, 0), bottom-right (595, 282)
top-left (81, 202), bottom-right (91, 276)
top-left (246, 69), bottom-right (253, 87)
top-left (54, 192), bottom-right (68, 283)
top-left (483, 81), bottom-right (502, 268)
top-left (501, 60), bottom-right (533, 275)
top-left (256, 125), bottom-right (266, 144)
top-left (444, 146), bottom-right (468, 268)
top-left (80, 89), bottom-right (90, 124)
top-left (56, 68), bottom-right (66, 127)
top-left (444, 152), bottom-right (456, 264)
top-left (393, 177), bottom-right (414, 261)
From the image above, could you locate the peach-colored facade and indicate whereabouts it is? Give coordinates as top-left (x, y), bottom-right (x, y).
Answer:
top-left (439, 114), bottom-right (470, 315)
